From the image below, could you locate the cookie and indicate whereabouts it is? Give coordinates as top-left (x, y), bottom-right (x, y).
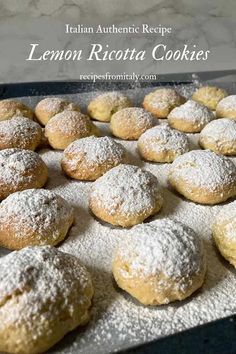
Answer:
top-left (62, 136), bottom-right (127, 181)
top-left (87, 92), bottom-right (132, 122)
top-left (168, 100), bottom-right (215, 133)
top-left (199, 118), bottom-right (236, 156)
top-left (192, 86), bottom-right (228, 110)
top-left (213, 201), bottom-right (236, 268)
top-left (142, 88), bottom-right (185, 118)
top-left (110, 107), bottom-right (155, 140)
top-left (0, 246), bottom-right (93, 354)
top-left (138, 125), bottom-right (189, 163)
top-left (216, 95), bottom-right (236, 119)
top-left (89, 164), bottom-right (163, 227)
top-left (45, 111), bottom-right (99, 150)
top-left (0, 116), bottom-right (42, 150)
top-left (0, 189), bottom-right (74, 250)
top-left (113, 219), bottom-right (206, 305)
top-left (168, 150), bottom-right (236, 204)
top-left (0, 99), bottom-right (34, 121)
top-left (0, 148), bottom-right (48, 200)
top-left (35, 97), bottom-right (80, 125)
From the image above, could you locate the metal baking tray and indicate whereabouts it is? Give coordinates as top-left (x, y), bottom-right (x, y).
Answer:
top-left (1, 71), bottom-right (236, 354)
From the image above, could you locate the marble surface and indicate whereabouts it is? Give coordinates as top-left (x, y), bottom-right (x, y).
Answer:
top-left (0, 0), bottom-right (235, 83)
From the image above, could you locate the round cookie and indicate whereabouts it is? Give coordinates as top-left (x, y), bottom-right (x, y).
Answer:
top-left (113, 219), bottom-right (206, 305)
top-left (0, 99), bottom-right (34, 121)
top-left (212, 201), bottom-right (236, 267)
top-left (199, 118), bottom-right (236, 156)
top-left (110, 107), bottom-right (155, 140)
top-left (0, 148), bottom-right (48, 200)
top-left (167, 100), bottom-right (215, 133)
top-left (168, 150), bottom-right (236, 205)
top-left (87, 91), bottom-right (132, 122)
top-left (89, 164), bottom-right (163, 227)
top-left (62, 136), bottom-right (127, 181)
top-left (142, 88), bottom-right (185, 118)
top-left (138, 125), bottom-right (189, 163)
top-left (0, 246), bottom-right (93, 354)
top-left (192, 86), bottom-right (228, 110)
top-left (0, 189), bottom-right (74, 250)
top-left (216, 95), bottom-right (236, 119)
top-left (0, 116), bottom-right (42, 151)
top-left (45, 111), bottom-right (99, 150)
top-left (35, 97), bottom-right (81, 125)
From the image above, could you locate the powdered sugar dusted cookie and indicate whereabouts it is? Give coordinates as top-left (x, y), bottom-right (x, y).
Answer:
top-left (113, 219), bottom-right (206, 305)
top-left (0, 116), bottom-right (42, 151)
top-left (199, 118), bottom-right (236, 155)
top-left (168, 100), bottom-right (215, 133)
top-left (0, 189), bottom-right (74, 250)
top-left (216, 95), bottom-right (236, 119)
top-left (45, 111), bottom-right (100, 150)
top-left (0, 246), bottom-right (93, 354)
top-left (142, 88), bottom-right (185, 118)
top-left (35, 97), bottom-right (81, 125)
top-left (0, 99), bottom-right (34, 121)
top-left (0, 148), bottom-right (48, 200)
top-left (110, 107), bottom-right (155, 140)
top-left (89, 164), bottom-right (163, 227)
top-left (213, 201), bottom-right (236, 267)
top-left (62, 136), bottom-right (127, 181)
top-left (138, 125), bottom-right (189, 163)
top-left (192, 86), bottom-right (228, 110)
top-left (168, 150), bottom-right (236, 204)
top-left (88, 92), bottom-right (132, 122)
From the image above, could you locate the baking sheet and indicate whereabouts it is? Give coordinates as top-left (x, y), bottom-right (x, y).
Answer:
top-left (1, 81), bottom-right (236, 354)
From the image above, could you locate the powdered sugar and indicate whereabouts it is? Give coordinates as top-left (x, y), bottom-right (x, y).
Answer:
top-left (0, 148), bottom-right (45, 185)
top-left (138, 125), bottom-right (189, 155)
top-left (0, 246), bottom-right (91, 331)
top-left (63, 136), bottom-right (125, 169)
top-left (200, 118), bottom-right (236, 143)
top-left (1, 85), bottom-right (236, 354)
top-left (213, 200), bottom-right (236, 240)
top-left (115, 219), bottom-right (204, 281)
top-left (193, 86), bottom-right (227, 100)
top-left (36, 97), bottom-right (80, 115)
top-left (90, 91), bottom-right (130, 106)
top-left (0, 99), bottom-right (33, 120)
top-left (111, 107), bottom-right (155, 128)
top-left (192, 86), bottom-right (228, 110)
top-left (45, 111), bottom-right (91, 134)
top-left (88, 91), bottom-right (132, 121)
top-left (0, 189), bottom-right (74, 241)
top-left (169, 150), bottom-right (236, 191)
top-left (216, 95), bottom-right (236, 110)
top-left (144, 88), bottom-right (184, 109)
top-left (90, 164), bottom-right (162, 216)
top-left (168, 100), bottom-right (215, 124)
top-left (0, 116), bottom-right (42, 147)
